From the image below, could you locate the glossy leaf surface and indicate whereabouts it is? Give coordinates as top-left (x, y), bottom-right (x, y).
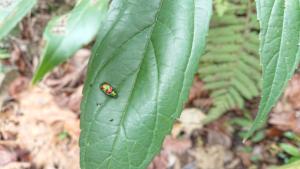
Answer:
top-left (245, 0), bottom-right (300, 140)
top-left (80, 0), bottom-right (212, 168)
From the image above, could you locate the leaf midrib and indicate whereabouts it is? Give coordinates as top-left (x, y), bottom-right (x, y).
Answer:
top-left (106, 1), bottom-right (167, 167)
top-left (81, 1), bottom-right (165, 168)
top-left (81, 1), bottom-right (128, 167)
top-left (260, 0), bottom-right (286, 121)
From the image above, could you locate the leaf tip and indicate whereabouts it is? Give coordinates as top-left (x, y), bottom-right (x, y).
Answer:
top-left (242, 123), bottom-right (258, 143)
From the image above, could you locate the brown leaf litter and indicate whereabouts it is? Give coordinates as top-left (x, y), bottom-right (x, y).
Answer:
top-left (1, 86), bottom-right (80, 169)
top-left (269, 74), bottom-right (300, 134)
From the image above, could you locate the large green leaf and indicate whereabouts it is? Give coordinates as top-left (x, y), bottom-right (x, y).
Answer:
top-left (79, 0), bottom-right (212, 168)
top-left (32, 0), bottom-right (109, 84)
top-left (245, 0), bottom-right (300, 140)
top-left (0, 0), bottom-right (36, 40)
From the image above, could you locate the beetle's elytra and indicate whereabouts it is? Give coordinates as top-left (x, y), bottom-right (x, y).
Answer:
top-left (100, 82), bottom-right (118, 98)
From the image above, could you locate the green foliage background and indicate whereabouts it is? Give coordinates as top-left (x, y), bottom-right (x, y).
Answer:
top-left (199, 0), bottom-right (261, 123)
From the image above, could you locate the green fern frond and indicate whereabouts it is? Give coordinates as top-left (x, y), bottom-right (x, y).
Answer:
top-left (200, 0), bottom-right (261, 124)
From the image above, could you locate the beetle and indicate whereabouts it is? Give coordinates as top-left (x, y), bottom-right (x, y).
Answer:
top-left (100, 82), bottom-right (118, 98)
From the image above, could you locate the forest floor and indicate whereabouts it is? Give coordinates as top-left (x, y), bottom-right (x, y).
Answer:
top-left (1, 1), bottom-right (300, 169)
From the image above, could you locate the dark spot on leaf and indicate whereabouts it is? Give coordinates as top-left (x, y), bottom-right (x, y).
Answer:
top-left (110, 119), bottom-right (114, 122)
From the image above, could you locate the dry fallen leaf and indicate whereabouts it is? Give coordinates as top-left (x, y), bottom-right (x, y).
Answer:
top-left (163, 136), bottom-right (192, 155)
top-left (206, 129), bottom-right (231, 149)
top-left (67, 85), bottom-right (83, 113)
top-left (284, 74), bottom-right (300, 110)
top-left (190, 145), bottom-right (226, 169)
top-left (8, 76), bottom-right (29, 98)
top-left (17, 86), bottom-right (80, 169)
top-left (1, 162), bottom-right (30, 169)
top-left (1, 86), bottom-right (80, 169)
top-left (269, 73), bottom-right (300, 134)
top-left (10, 44), bottom-right (24, 73)
top-left (0, 68), bottom-right (19, 110)
top-left (149, 136), bottom-right (192, 169)
top-left (70, 48), bottom-right (91, 68)
top-left (148, 150), bottom-right (168, 169)
top-left (188, 76), bottom-right (205, 102)
top-left (172, 108), bottom-right (206, 137)
top-left (269, 111), bottom-right (300, 134)
top-left (0, 146), bottom-right (17, 166)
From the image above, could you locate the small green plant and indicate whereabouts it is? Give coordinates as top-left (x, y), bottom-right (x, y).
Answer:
top-left (230, 111), bottom-right (265, 143)
top-left (270, 132), bottom-right (300, 169)
top-left (277, 132), bottom-right (300, 165)
top-left (284, 132), bottom-right (300, 143)
top-left (272, 160), bottom-right (300, 169)
top-left (278, 143), bottom-right (300, 164)
top-left (58, 130), bottom-right (70, 141)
